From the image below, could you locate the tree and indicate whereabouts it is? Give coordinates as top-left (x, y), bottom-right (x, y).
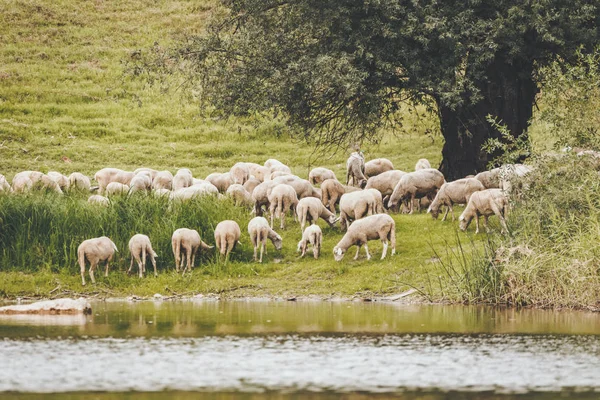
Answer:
top-left (174, 0), bottom-right (599, 179)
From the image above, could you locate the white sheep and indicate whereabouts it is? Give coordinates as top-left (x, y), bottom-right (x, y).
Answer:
top-left (105, 182), bottom-right (130, 196)
top-left (296, 197), bottom-right (339, 232)
top-left (127, 234), bottom-right (158, 278)
top-left (243, 177), bottom-right (261, 195)
top-left (308, 167), bottom-right (337, 185)
top-left (297, 224), bottom-right (322, 259)
top-left (246, 164), bottom-right (270, 181)
top-left (365, 170), bottom-right (406, 198)
top-left (12, 175), bottom-right (33, 193)
top-left (172, 168), bottom-right (193, 191)
top-left (133, 168), bottom-right (159, 180)
top-left (170, 183), bottom-right (218, 201)
top-left (338, 190), bottom-right (376, 231)
top-left (474, 168), bottom-right (501, 189)
top-left (268, 183), bottom-right (299, 229)
top-left (0, 174), bottom-right (11, 193)
top-left (247, 216), bottom-right (283, 263)
top-left (365, 188), bottom-right (385, 214)
top-left (459, 189), bottom-right (509, 234)
top-left (428, 178), bottom-right (485, 221)
top-left (129, 173), bottom-right (152, 194)
top-left (226, 184), bottom-right (254, 207)
top-left (88, 194), bottom-right (110, 206)
top-left (13, 171), bottom-right (44, 185)
top-left (272, 175), bottom-right (320, 199)
top-left (152, 170), bottom-right (174, 190)
top-left (77, 236), bottom-right (118, 285)
top-left (230, 162), bottom-right (251, 185)
top-left (265, 159), bottom-right (292, 175)
top-left (415, 158), bottom-right (432, 170)
top-left (171, 228), bottom-right (213, 274)
top-left (206, 172), bottom-right (234, 193)
top-left (47, 171), bottom-right (70, 192)
top-left (36, 174), bottom-right (63, 194)
top-left (320, 178), bottom-right (361, 213)
top-left (333, 214), bottom-right (396, 261)
top-left (214, 220), bottom-right (241, 263)
top-left (365, 158), bottom-right (394, 177)
top-left (94, 168), bottom-right (134, 194)
top-left (346, 151), bottom-right (367, 188)
top-left (68, 172), bottom-right (91, 192)
top-left (388, 169), bottom-right (445, 213)
top-left (252, 181), bottom-right (276, 216)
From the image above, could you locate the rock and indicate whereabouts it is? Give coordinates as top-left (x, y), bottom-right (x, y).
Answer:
top-left (0, 298), bottom-right (91, 315)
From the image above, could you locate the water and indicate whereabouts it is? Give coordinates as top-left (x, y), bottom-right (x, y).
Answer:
top-left (0, 300), bottom-right (599, 400)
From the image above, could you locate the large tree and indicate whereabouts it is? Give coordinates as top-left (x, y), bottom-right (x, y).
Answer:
top-left (176, 0), bottom-right (599, 179)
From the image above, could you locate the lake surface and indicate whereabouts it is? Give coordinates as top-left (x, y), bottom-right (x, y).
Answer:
top-left (0, 300), bottom-right (599, 400)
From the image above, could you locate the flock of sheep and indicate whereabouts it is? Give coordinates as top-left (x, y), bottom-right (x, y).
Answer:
top-left (0, 153), bottom-right (531, 286)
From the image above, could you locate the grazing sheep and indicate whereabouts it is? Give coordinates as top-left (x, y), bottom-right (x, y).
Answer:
top-left (13, 171), bottom-right (44, 185)
top-left (206, 172), bottom-right (234, 193)
top-left (388, 169), bottom-right (445, 214)
top-left (172, 168), bottom-right (194, 191)
top-left (33, 174), bottom-right (63, 194)
top-left (68, 172), bottom-right (91, 192)
top-left (246, 164), bottom-right (270, 182)
top-left (88, 194), bottom-right (110, 206)
top-left (320, 178), bottom-right (361, 213)
top-left (12, 175), bottom-right (33, 193)
top-left (499, 164), bottom-right (533, 194)
top-left (365, 158), bottom-right (394, 177)
top-left (133, 168), bottom-right (159, 180)
top-left (129, 173), bottom-right (152, 194)
top-left (252, 181), bottom-right (276, 216)
top-left (268, 184), bottom-right (299, 229)
top-left (428, 178), bottom-right (485, 221)
top-left (297, 224), bottom-right (322, 259)
top-left (474, 168), bottom-right (501, 189)
top-left (459, 189), bottom-right (509, 234)
top-left (269, 170), bottom-right (292, 180)
top-left (415, 158), bottom-right (432, 170)
top-left (77, 236), bottom-right (118, 286)
top-left (243, 177), bottom-right (261, 195)
top-left (346, 151), bottom-right (367, 188)
top-left (214, 220), bottom-right (241, 263)
top-left (272, 175), bottom-right (320, 199)
top-left (296, 197), bottom-right (339, 232)
top-left (308, 167), bottom-right (337, 185)
top-left (230, 162), bottom-right (251, 185)
top-left (264, 159), bottom-right (285, 169)
top-left (226, 184), bottom-right (254, 207)
top-left (338, 190), bottom-right (376, 231)
top-left (170, 183), bottom-right (218, 201)
top-left (171, 228), bottom-right (213, 274)
top-left (127, 234), bottom-right (158, 278)
top-left (365, 170), bottom-right (406, 196)
top-left (0, 174), bottom-right (11, 193)
top-left (152, 170), bottom-right (173, 190)
top-left (94, 168), bottom-right (134, 194)
top-left (265, 159), bottom-right (292, 175)
top-left (47, 171), bottom-right (70, 192)
top-left (105, 182), bottom-right (130, 196)
top-left (247, 217), bottom-right (283, 263)
top-left (333, 214), bottom-right (396, 261)
top-left (365, 188), bottom-right (385, 214)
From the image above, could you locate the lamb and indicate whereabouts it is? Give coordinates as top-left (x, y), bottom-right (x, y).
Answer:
top-left (272, 175), bottom-right (320, 199)
top-left (474, 168), bottom-right (501, 189)
top-left (268, 184), bottom-right (299, 229)
top-left (105, 182), bottom-right (130, 196)
top-left (428, 178), bottom-right (485, 221)
top-left (0, 174), bottom-right (11, 193)
top-left (171, 228), bottom-right (213, 274)
top-left (243, 177), bottom-right (261, 195)
top-left (68, 172), bottom-right (91, 192)
top-left (415, 158), bottom-right (432, 170)
top-left (47, 171), bottom-right (70, 192)
top-left (214, 220), bottom-right (241, 263)
top-left (127, 234), bottom-right (158, 278)
top-left (338, 190), bottom-right (376, 231)
top-left (296, 197), bottom-right (339, 232)
top-left (346, 151), bottom-right (367, 188)
top-left (252, 181), bottom-right (276, 216)
top-left (129, 173), bottom-right (152, 194)
top-left (333, 214), bottom-right (396, 261)
top-left (172, 168), bottom-right (193, 191)
top-left (230, 162), bottom-right (251, 185)
top-left (226, 184), bottom-right (254, 207)
top-left (297, 224), bottom-right (322, 259)
top-left (459, 189), bottom-right (509, 234)
top-left (152, 170), bottom-right (173, 190)
top-left (247, 217), bottom-right (283, 263)
top-left (320, 178), bottom-right (361, 213)
top-left (388, 169), bottom-right (445, 214)
top-left (94, 168), bottom-right (134, 194)
top-left (365, 158), bottom-right (394, 177)
top-left (77, 236), bottom-right (118, 285)
top-left (206, 172), bottom-right (234, 193)
top-left (308, 167), bottom-right (337, 185)
top-left (133, 168), bottom-right (159, 180)
top-left (88, 194), bottom-right (110, 206)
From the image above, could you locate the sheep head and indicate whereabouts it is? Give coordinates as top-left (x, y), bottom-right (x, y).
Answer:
top-left (333, 246), bottom-right (345, 261)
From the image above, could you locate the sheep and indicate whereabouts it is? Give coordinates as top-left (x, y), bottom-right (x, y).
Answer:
top-left (269, 170), bottom-right (292, 180)
top-left (365, 170), bottom-right (406, 195)
top-left (365, 188), bottom-right (385, 214)
top-left (320, 178), bottom-right (361, 213)
top-left (247, 217), bottom-right (283, 263)
top-left (252, 181), bottom-right (276, 216)
top-left (152, 170), bottom-right (173, 190)
top-left (12, 175), bottom-right (33, 193)
top-left (68, 172), bottom-right (91, 192)
top-left (77, 236), bottom-right (118, 286)
top-left (243, 177), bottom-right (261, 195)
top-left (127, 234), bottom-right (158, 278)
top-left (415, 158), bottom-right (432, 170)
top-left (265, 159), bottom-right (292, 175)
top-left (214, 220), bottom-right (241, 263)
top-left (206, 172), bottom-right (234, 193)
top-left (0, 174), bottom-right (11, 193)
top-left (333, 214), bottom-right (396, 261)
top-left (105, 182), bottom-right (130, 196)
top-left (246, 164), bottom-right (270, 181)
top-left (338, 190), bottom-right (376, 231)
top-left (230, 162), bottom-right (250, 185)
top-left (459, 189), bottom-right (509, 234)
top-left (226, 184), bottom-right (254, 207)
top-left (297, 224), bottom-right (322, 259)
top-left (35, 174), bottom-right (63, 194)
top-left (170, 183), bottom-right (218, 201)
top-left (272, 175), bottom-right (320, 199)
top-left (47, 171), bottom-right (69, 192)
top-left (428, 178), bottom-right (486, 221)
top-left (13, 171), bottom-right (44, 185)
top-left (308, 167), bottom-right (337, 185)
top-left (133, 168), bottom-right (159, 180)
top-left (346, 151), bottom-right (367, 188)
top-left (388, 169), bottom-right (445, 214)
top-left (474, 168), bottom-right (501, 189)
top-left (129, 173), bottom-right (152, 194)
top-left (268, 184), bottom-right (299, 229)
top-left (94, 168), bottom-right (134, 194)
top-left (365, 158), bottom-right (394, 177)
top-left (499, 163), bottom-right (533, 194)
top-left (264, 159), bottom-right (286, 169)
top-left (88, 194), bottom-right (110, 206)
top-left (296, 197), bottom-right (339, 232)
top-left (172, 168), bottom-right (193, 191)
top-left (171, 228), bottom-right (213, 274)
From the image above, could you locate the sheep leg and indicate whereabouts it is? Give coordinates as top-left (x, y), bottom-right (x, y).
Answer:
top-left (409, 194), bottom-right (415, 214)
top-left (491, 203), bottom-right (509, 234)
top-left (104, 257), bottom-right (110, 277)
top-left (313, 239), bottom-right (320, 259)
top-left (280, 201), bottom-right (288, 230)
top-left (475, 216), bottom-right (480, 234)
top-left (140, 248), bottom-right (146, 278)
top-left (442, 205), bottom-right (450, 222)
top-left (191, 248), bottom-right (197, 272)
top-left (259, 238), bottom-right (265, 263)
top-left (150, 254), bottom-right (157, 277)
top-left (269, 203), bottom-right (276, 229)
top-left (389, 227), bottom-right (396, 256)
top-left (484, 215), bottom-right (490, 233)
top-left (364, 244), bottom-right (371, 260)
top-left (300, 211), bottom-right (306, 233)
top-left (450, 204), bottom-right (456, 222)
top-left (89, 261), bottom-right (97, 284)
top-left (226, 240), bottom-right (235, 264)
top-left (184, 247), bottom-right (192, 275)
top-left (80, 259), bottom-right (87, 286)
top-left (300, 241), bottom-right (307, 258)
top-left (128, 256), bottom-right (134, 275)
top-left (354, 246), bottom-right (361, 260)
top-left (381, 240), bottom-right (388, 260)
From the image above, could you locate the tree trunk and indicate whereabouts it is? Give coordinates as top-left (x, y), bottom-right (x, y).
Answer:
top-left (438, 58), bottom-right (537, 180)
